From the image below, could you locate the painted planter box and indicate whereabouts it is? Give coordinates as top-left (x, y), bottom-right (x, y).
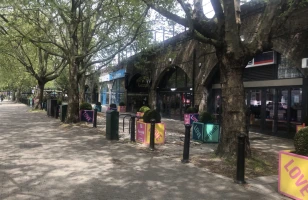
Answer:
top-left (192, 122), bottom-right (220, 143)
top-left (79, 110), bottom-right (94, 123)
top-left (118, 106), bottom-right (126, 112)
top-left (184, 113), bottom-right (199, 125)
top-left (136, 121), bottom-right (165, 144)
top-left (279, 150), bottom-right (308, 200)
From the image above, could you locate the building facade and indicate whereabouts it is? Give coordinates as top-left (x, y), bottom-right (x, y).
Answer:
top-left (99, 2), bottom-right (308, 138)
top-left (99, 69), bottom-right (126, 106)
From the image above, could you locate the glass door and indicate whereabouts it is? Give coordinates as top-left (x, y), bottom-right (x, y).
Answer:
top-left (290, 88), bottom-right (302, 134)
top-left (277, 88), bottom-right (288, 135)
top-left (265, 89), bottom-right (276, 133)
top-left (249, 89), bottom-right (262, 130)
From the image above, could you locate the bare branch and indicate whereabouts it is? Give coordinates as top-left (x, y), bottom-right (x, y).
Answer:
top-left (141, 0), bottom-right (188, 27)
top-left (210, 0), bottom-right (224, 24)
top-left (193, 30), bottom-right (222, 48)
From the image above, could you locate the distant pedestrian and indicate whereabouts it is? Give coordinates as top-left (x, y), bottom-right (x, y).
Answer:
top-left (0, 95), bottom-right (3, 102)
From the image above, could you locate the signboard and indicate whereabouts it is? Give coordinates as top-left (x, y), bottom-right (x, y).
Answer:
top-left (279, 151), bottom-right (308, 200)
top-left (184, 114), bottom-right (199, 125)
top-left (109, 69), bottom-right (126, 80)
top-left (192, 122), bottom-right (204, 141)
top-left (99, 74), bottom-right (110, 82)
top-left (136, 121), bottom-right (146, 143)
top-left (80, 110), bottom-right (94, 122)
top-left (204, 124), bottom-right (220, 143)
top-left (246, 51), bottom-right (276, 68)
top-left (145, 123), bottom-right (165, 144)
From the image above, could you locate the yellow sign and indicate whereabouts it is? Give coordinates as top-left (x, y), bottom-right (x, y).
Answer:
top-left (297, 124), bottom-right (306, 133)
top-left (279, 151), bottom-right (308, 200)
top-left (146, 123), bottom-right (165, 144)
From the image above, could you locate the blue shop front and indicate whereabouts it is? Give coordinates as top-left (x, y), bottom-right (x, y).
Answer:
top-left (99, 69), bottom-right (126, 106)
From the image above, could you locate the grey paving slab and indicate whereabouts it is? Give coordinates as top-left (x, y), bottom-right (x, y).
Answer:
top-left (0, 101), bottom-right (290, 200)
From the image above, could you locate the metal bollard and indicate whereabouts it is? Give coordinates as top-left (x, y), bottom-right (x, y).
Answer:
top-left (235, 133), bottom-right (246, 184)
top-left (182, 124), bottom-right (192, 163)
top-left (130, 115), bottom-right (136, 142)
top-left (150, 119), bottom-right (155, 150)
top-left (93, 109), bottom-right (97, 128)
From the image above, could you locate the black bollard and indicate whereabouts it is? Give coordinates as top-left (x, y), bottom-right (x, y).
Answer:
top-left (235, 133), bottom-right (246, 184)
top-left (150, 119), bottom-right (155, 150)
top-left (130, 115), bottom-right (136, 142)
top-left (182, 124), bottom-right (192, 163)
top-left (93, 109), bottom-right (97, 128)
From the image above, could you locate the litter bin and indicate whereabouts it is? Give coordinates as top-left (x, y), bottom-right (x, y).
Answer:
top-left (47, 99), bottom-right (57, 116)
top-left (60, 104), bottom-right (68, 122)
top-left (106, 110), bottom-right (119, 140)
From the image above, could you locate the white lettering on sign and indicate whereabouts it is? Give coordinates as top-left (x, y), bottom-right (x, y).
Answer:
top-left (194, 125), bottom-right (202, 139)
top-left (154, 129), bottom-right (162, 141)
top-left (83, 111), bottom-right (92, 122)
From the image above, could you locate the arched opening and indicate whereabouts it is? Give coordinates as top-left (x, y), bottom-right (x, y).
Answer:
top-left (156, 66), bottom-right (192, 120)
top-left (126, 73), bottom-right (150, 112)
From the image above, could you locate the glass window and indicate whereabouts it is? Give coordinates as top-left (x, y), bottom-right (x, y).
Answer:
top-left (278, 55), bottom-right (303, 79)
top-left (166, 72), bottom-right (176, 88)
top-left (249, 89), bottom-right (262, 130)
top-left (291, 88), bottom-right (302, 122)
top-left (161, 67), bottom-right (190, 89)
top-left (177, 69), bottom-right (186, 88)
top-left (265, 89), bottom-right (276, 132)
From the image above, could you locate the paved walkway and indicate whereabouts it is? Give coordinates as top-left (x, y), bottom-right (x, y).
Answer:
top-left (0, 101), bottom-right (292, 200)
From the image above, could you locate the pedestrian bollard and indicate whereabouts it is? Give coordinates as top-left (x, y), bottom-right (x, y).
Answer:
top-left (130, 115), bottom-right (136, 142)
top-left (93, 109), bottom-right (97, 128)
top-left (182, 124), bottom-right (192, 163)
top-left (150, 119), bottom-right (155, 150)
top-left (235, 133), bottom-right (246, 184)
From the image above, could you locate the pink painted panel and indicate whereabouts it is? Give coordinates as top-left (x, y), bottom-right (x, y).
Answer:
top-left (136, 121), bottom-right (147, 143)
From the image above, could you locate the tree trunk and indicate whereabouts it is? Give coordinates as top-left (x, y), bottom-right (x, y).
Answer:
top-left (12, 91), bottom-right (16, 101)
top-left (216, 57), bottom-right (251, 157)
top-left (34, 83), bottom-right (45, 109)
top-left (16, 89), bottom-right (21, 102)
top-left (65, 60), bottom-right (80, 123)
top-left (79, 74), bottom-right (86, 103)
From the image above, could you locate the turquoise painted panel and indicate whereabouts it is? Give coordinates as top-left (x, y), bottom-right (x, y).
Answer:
top-left (192, 122), bottom-right (204, 141)
top-left (203, 124), bottom-right (220, 143)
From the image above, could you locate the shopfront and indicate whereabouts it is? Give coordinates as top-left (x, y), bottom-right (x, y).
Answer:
top-left (99, 69), bottom-right (126, 106)
top-left (156, 66), bottom-right (192, 120)
top-left (99, 73), bottom-right (110, 105)
top-left (110, 69), bottom-right (126, 105)
top-left (210, 52), bottom-right (305, 138)
top-left (126, 74), bottom-right (150, 113)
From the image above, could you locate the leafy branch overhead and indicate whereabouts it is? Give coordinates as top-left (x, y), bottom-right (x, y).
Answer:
top-left (0, 0), bottom-right (151, 74)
